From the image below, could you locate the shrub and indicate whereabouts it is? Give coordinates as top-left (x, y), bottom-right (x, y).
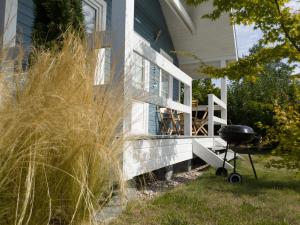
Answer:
top-left (32, 0), bottom-right (84, 49)
top-left (263, 102), bottom-right (300, 170)
top-left (227, 60), bottom-right (297, 134)
top-left (0, 33), bottom-right (125, 224)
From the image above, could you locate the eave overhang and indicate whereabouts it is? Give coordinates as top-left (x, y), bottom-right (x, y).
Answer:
top-left (164, 0), bottom-right (196, 34)
top-left (160, 0), bottom-right (237, 79)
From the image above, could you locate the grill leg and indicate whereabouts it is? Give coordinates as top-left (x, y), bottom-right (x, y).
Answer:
top-left (216, 143), bottom-right (229, 177)
top-left (248, 153), bottom-right (258, 179)
top-left (233, 151), bottom-right (237, 173)
top-left (222, 144), bottom-right (229, 169)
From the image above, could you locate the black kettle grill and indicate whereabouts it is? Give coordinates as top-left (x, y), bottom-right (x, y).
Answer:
top-left (216, 125), bottom-right (258, 183)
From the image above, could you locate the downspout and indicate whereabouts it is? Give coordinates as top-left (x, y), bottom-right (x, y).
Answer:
top-left (165, 0), bottom-right (196, 34)
top-left (233, 23), bottom-right (239, 60)
top-left (231, 8), bottom-right (239, 61)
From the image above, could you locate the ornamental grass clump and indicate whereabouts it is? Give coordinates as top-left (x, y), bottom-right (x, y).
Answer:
top-left (0, 33), bottom-right (125, 225)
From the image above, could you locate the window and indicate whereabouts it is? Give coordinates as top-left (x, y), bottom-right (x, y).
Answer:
top-left (82, 0), bottom-right (106, 33)
top-left (149, 63), bottom-right (160, 96)
top-left (131, 101), bottom-right (148, 135)
top-left (83, 2), bottom-right (97, 34)
top-left (173, 78), bottom-right (180, 102)
top-left (133, 53), bottom-right (145, 89)
top-left (82, 0), bottom-right (107, 85)
top-left (160, 71), bottom-right (169, 99)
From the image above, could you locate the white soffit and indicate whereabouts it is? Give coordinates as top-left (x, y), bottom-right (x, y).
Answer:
top-left (160, 0), bottom-right (237, 79)
top-left (164, 0), bottom-right (196, 34)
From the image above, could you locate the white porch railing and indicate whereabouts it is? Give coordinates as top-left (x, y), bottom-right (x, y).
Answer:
top-left (110, 1), bottom-right (193, 136)
top-left (132, 33), bottom-right (193, 135)
top-left (207, 94), bottom-right (227, 136)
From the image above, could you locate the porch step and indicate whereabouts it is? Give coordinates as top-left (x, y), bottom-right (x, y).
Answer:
top-left (192, 139), bottom-right (233, 169)
top-left (209, 146), bottom-right (244, 160)
top-left (208, 146), bottom-right (226, 153)
top-left (218, 151), bottom-right (235, 162)
top-left (208, 146), bottom-right (237, 161)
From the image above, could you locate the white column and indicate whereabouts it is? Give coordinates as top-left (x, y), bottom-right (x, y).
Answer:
top-left (184, 81), bottom-right (192, 136)
top-left (111, 0), bottom-right (135, 134)
top-left (0, 0), bottom-right (18, 48)
top-left (220, 60), bottom-right (227, 123)
top-left (111, 0), bottom-right (135, 80)
top-left (208, 94), bottom-right (214, 137)
top-left (168, 75), bottom-right (173, 100)
top-left (0, 0), bottom-right (18, 106)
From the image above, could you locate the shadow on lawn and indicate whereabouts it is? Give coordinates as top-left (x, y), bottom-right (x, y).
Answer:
top-left (202, 173), bottom-right (300, 197)
top-left (232, 177), bottom-right (300, 195)
top-left (208, 154), bottom-right (300, 196)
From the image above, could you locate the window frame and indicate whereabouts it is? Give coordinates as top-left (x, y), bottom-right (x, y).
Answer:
top-left (160, 70), bottom-right (169, 99)
top-left (82, 0), bottom-right (107, 32)
top-left (82, 0), bottom-right (107, 85)
top-left (132, 52), bottom-right (145, 89)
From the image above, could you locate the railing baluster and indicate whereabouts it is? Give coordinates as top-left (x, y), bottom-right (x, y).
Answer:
top-left (208, 94), bottom-right (214, 136)
top-left (184, 84), bottom-right (192, 136)
top-left (207, 94), bottom-right (227, 137)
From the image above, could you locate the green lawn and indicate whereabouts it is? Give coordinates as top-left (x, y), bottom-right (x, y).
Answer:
top-left (111, 156), bottom-right (300, 225)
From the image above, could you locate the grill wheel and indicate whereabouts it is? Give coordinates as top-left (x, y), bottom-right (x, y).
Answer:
top-left (228, 172), bottom-right (242, 183)
top-left (215, 167), bottom-right (228, 177)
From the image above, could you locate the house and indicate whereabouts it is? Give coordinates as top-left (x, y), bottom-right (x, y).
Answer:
top-left (0, 0), bottom-right (237, 180)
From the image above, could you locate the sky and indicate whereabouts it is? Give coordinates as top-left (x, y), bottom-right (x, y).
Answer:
top-left (235, 25), bottom-right (300, 75)
top-left (235, 25), bottom-right (262, 57)
top-left (235, 1), bottom-right (300, 75)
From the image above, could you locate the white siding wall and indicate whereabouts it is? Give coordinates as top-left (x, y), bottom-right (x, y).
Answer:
top-left (123, 138), bottom-right (193, 180)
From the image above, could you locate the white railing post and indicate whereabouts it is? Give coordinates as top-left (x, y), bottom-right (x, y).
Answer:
top-left (184, 82), bottom-right (192, 136)
top-left (111, 0), bottom-right (135, 134)
top-left (111, 0), bottom-right (134, 79)
top-left (0, 0), bottom-right (18, 48)
top-left (208, 94), bottom-right (214, 136)
top-left (220, 77), bottom-right (227, 123)
top-left (220, 60), bottom-right (227, 124)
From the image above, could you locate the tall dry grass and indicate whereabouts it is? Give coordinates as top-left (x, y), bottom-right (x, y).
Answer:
top-left (0, 33), bottom-right (126, 225)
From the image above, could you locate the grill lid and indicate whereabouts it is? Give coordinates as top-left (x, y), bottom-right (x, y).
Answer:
top-left (218, 125), bottom-right (255, 135)
top-left (218, 125), bottom-right (255, 144)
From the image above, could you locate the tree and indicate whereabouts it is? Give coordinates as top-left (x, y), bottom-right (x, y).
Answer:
top-left (227, 44), bottom-right (300, 169)
top-left (32, 0), bottom-right (84, 49)
top-left (185, 0), bottom-right (300, 80)
top-left (227, 56), bottom-right (296, 134)
top-left (192, 79), bottom-right (220, 105)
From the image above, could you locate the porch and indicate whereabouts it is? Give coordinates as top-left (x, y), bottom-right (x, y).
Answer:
top-left (108, 1), bottom-right (231, 179)
top-left (122, 35), bottom-right (230, 179)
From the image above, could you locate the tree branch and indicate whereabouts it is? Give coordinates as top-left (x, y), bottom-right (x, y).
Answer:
top-left (274, 0), bottom-right (300, 53)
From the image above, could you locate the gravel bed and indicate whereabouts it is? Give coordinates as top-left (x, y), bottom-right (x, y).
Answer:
top-left (136, 165), bottom-right (209, 200)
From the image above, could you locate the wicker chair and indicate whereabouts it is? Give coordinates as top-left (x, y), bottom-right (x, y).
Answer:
top-left (192, 100), bottom-right (208, 135)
